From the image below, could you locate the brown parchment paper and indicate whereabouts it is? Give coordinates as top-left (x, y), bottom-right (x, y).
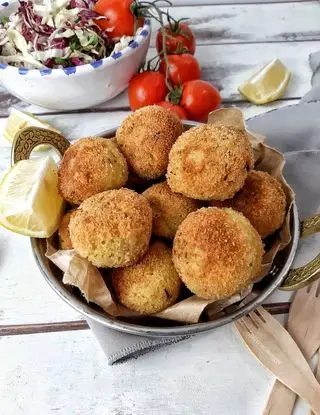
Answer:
top-left (46, 107), bottom-right (295, 325)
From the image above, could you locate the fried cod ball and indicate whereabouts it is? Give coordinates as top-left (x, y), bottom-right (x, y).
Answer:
top-left (58, 209), bottom-right (76, 250)
top-left (213, 171), bottom-right (286, 238)
top-left (167, 125), bottom-right (254, 200)
top-left (58, 137), bottom-right (128, 205)
top-left (112, 241), bottom-right (182, 314)
top-left (173, 207), bottom-right (264, 300)
top-left (116, 106), bottom-right (183, 179)
top-left (125, 166), bottom-right (154, 192)
top-left (69, 189), bottom-right (152, 268)
top-left (143, 181), bottom-right (201, 239)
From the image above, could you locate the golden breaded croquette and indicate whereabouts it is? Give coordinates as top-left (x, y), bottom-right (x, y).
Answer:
top-left (69, 189), bottom-right (152, 268)
top-left (58, 209), bottom-right (76, 249)
top-left (125, 166), bottom-right (154, 192)
top-left (58, 137), bottom-right (128, 205)
top-left (167, 125), bottom-right (254, 200)
top-left (173, 207), bottom-right (263, 300)
top-left (143, 181), bottom-right (201, 239)
top-left (112, 241), bottom-right (182, 314)
top-left (116, 106), bottom-right (183, 179)
top-left (215, 170), bottom-right (286, 238)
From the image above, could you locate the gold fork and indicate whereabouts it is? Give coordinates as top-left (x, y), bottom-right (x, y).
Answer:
top-left (234, 306), bottom-right (320, 414)
top-left (263, 281), bottom-right (320, 415)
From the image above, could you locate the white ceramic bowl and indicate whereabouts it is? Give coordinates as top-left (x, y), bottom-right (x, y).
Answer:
top-left (0, 2), bottom-right (151, 110)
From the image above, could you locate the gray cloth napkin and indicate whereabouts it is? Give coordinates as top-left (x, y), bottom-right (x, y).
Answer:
top-left (300, 51), bottom-right (320, 104)
top-left (88, 58), bottom-right (320, 365)
top-left (87, 319), bottom-right (191, 365)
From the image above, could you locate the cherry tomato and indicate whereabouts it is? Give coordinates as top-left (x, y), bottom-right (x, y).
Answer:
top-left (157, 101), bottom-right (188, 119)
top-left (156, 23), bottom-right (195, 55)
top-left (180, 80), bottom-right (221, 122)
top-left (94, 0), bottom-right (143, 38)
top-left (128, 71), bottom-right (169, 111)
top-left (159, 54), bottom-right (200, 86)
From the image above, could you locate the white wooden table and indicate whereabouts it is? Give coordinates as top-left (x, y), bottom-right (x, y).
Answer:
top-left (0, 1), bottom-right (319, 414)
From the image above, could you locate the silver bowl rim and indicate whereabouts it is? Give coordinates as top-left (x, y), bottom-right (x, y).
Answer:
top-left (30, 122), bottom-right (300, 338)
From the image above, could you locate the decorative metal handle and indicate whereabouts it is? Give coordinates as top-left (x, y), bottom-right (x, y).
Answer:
top-left (11, 126), bottom-right (70, 166)
top-left (280, 213), bottom-right (320, 290)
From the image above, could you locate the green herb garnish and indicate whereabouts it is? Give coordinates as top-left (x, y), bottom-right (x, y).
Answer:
top-left (0, 16), bottom-right (9, 26)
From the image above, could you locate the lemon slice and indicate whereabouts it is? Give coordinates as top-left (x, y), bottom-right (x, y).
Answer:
top-left (238, 59), bottom-right (291, 105)
top-left (0, 156), bottom-right (64, 237)
top-left (3, 108), bottom-right (61, 151)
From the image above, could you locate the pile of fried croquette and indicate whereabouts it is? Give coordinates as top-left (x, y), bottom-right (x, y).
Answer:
top-left (56, 105), bottom-right (287, 315)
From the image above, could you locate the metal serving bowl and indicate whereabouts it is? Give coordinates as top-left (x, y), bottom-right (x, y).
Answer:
top-left (11, 122), bottom-right (320, 338)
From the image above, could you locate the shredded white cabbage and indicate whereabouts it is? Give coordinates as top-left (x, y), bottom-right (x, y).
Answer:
top-left (54, 8), bottom-right (80, 29)
top-left (31, 46), bottom-right (71, 61)
top-left (54, 29), bottom-right (75, 39)
top-left (6, 28), bottom-right (44, 68)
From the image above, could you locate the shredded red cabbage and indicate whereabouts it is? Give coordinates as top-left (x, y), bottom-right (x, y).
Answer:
top-left (70, 57), bottom-right (83, 65)
top-left (19, 1), bottom-right (55, 36)
top-left (51, 38), bottom-right (69, 49)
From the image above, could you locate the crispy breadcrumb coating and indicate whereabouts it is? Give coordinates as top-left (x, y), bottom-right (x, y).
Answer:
top-left (116, 106), bottom-right (183, 179)
top-left (58, 209), bottom-right (76, 250)
top-left (143, 181), bottom-right (201, 239)
top-left (173, 207), bottom-right (263, 300)
top-left (112, 241), bottom-right (182, 314)
top-left (167, 125), bottom-right (254, 200)
top-left (212, 171), bottom-right (286, 238)
top-left (58, 137), bottom-right (128, 205)
top-left (69, 189), bottom-right (152, 268)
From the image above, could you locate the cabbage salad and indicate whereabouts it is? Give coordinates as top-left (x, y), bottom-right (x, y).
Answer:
top-left (0, 0), bottom-right (139, 69)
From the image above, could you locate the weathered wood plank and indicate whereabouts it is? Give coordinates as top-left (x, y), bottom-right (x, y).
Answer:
top-left (0, 303), bottom-right (290, 337)
top-left (194, 41), bottom-right (316, 100)
top-left (0, 325), bottom-right (277, 415)
top-left (153, 1), bottom-right (320, 46)
top-left (6, 39), bottom-right (314, 118)
top-left (0, 321), bottom-right (89, 337)
top-left (0, 227), bottom-right (83, 325)
top-left (2, 320), bottom-right (313, 415)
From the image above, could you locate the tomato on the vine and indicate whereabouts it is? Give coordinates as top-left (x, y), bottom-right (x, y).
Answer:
top-left (94, 0), bottom-right (143, 38)
top-left (159, 54), bottom-right (200, 86)
top-left (128, 71), bottom-right (169, 111)
top-left (156, 23), bottom-right (195, 55)
top-left (156, 101), bottom-right (188, 119)
top-left (180, 80), bottom-right (221, 122)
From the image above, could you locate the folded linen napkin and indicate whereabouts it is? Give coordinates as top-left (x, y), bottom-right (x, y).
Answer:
top-left (87, 147), bottom-right (320, 364)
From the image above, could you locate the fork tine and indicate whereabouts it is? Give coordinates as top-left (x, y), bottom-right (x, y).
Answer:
top-left (234, 319), bottom-right (247, 332)
top-left (248, 310), bottom-right (262, 327)
top-left (255, 306), bottom-right (271, 321)
top-left (307, 281), bottom-right (318, 296)
top-left (316, 279), bottom-right (320, 297)
top-left (242, 315), bottom-right (257, 333)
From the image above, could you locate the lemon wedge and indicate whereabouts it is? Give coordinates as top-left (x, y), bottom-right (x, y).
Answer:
top-left (3, 108), bottom-right (61, 151)
top-left (238, 59), bottom-right (291, 105)
top-left (0, 156), bottom-right (64, 237)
